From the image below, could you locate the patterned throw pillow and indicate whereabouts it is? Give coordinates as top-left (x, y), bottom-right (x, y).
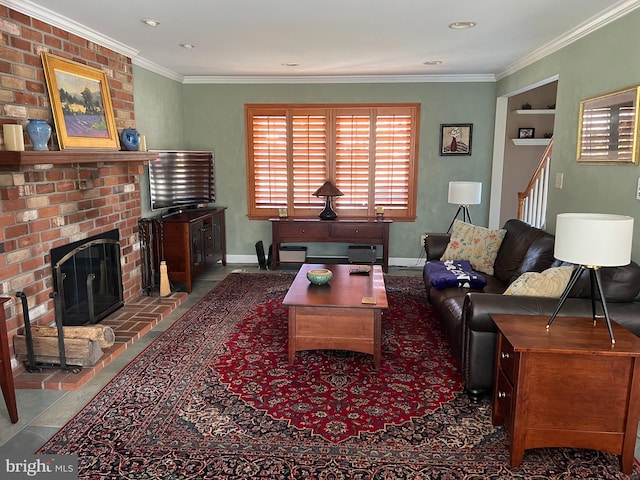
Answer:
top-left (503, 265), bottom-right (574, 297)
top-left (440, 220), bottom-right (507, 275)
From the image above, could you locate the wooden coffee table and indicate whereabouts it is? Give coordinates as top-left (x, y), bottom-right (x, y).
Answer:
top-left (283, 264), bottom-right (388, 368)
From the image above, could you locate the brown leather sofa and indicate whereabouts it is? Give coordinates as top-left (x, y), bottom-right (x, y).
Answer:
top-left (423, 219), bottom-right (640, 401)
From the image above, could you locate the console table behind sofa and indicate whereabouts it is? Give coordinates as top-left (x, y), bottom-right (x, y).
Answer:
top-left (270, 218), bottom-right (391, 272)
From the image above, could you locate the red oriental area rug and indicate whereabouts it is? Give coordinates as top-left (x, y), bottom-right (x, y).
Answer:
top-left (215, 292), bottom-right (459, 443)
top-left (37, 273), bottom-right (638, 479)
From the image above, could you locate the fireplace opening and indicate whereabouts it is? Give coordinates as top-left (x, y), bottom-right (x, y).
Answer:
top-left (50, 229), bottom-right (124, 326)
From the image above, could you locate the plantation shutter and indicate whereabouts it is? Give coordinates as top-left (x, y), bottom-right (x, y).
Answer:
top-left (248, 111), bottom-right (288, 210)
top-left (375, 110), bottom-right (413, 215)
top-left (292, 112), bottom-right (328, 209)
top-left (335, 112), bottom-right (371, 212)
top-left (246, 103), bottom-right (420, 220)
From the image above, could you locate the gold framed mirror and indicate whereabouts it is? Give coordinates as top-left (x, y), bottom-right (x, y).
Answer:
top-left (577, 85), bottom-right (639, 164)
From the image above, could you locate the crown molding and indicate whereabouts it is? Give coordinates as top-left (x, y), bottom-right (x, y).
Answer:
top-left (182, 73), bottom-right (496, 85)
top-left (2, 0), bottom-right (139, 59)
top-left (131, 57), bottom-right (185, 83)
top-left (496, 0), bottom-right (640, 80)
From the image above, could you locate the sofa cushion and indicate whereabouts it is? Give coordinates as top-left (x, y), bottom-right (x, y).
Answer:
top-left (493, 219), bottom-right (554, 284)
top-left (514, 234), bottom-right (557, 281)
top-left (503, 265), bottom-right (573, 297)
top-left (567, 261), bottom-right (640, 303)
top-left (440, 220), bottom-right (506, 275)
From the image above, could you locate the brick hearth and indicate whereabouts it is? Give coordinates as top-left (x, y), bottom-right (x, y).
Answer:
top-left (13, 291), bottom-right (187, 391)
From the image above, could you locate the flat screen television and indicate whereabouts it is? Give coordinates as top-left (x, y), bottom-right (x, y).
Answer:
top-left (149, 150), bottom-right (215, 211)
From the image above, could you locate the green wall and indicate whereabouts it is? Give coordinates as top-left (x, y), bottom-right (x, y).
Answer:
top-left (132, 66), bottom-right (185, 216)
top-left (178, 82), bottom-right (496, 262)
top-left (497, 8), bottom-right (640, 259)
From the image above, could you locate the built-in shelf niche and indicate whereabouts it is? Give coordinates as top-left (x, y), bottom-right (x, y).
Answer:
top-left (513, 109), bottom-right (556, 115)
top-left (511, 138), bottom-right (552, 146)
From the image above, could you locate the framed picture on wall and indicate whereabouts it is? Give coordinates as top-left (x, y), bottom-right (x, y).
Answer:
top-left (577, 85), bottom-right (639, 164)
top-left (41, 52), bottom-right (120, 150)
top-left (439, 124), bottom-right (472, 156)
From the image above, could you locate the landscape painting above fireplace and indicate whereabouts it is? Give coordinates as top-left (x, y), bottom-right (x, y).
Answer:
top-left (41, 52), bottom-right (120, 150)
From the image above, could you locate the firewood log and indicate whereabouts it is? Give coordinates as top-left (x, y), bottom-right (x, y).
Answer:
top-left (26, 324), bottom-right (115, 348)
top-left (13, 335), bottom-right (103, 367)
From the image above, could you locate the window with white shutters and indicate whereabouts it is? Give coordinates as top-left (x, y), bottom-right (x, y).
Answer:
top-left (245, 103), bottom-right (420, 220)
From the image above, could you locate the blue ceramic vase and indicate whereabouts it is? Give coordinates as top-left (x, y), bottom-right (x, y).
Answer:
top-left (120, 128), bottom-right (140, 151)
top-left (26, 119), bottom-right (51, 151)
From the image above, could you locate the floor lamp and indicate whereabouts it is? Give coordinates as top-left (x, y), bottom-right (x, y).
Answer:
top-left (447, 181), bottom-right (482, 233)
top-left (546, 213), bottom-right (634, 344)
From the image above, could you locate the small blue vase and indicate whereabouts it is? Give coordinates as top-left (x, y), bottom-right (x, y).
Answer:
top-left (120, 128), bottom-right (140, 151)
top-left (26, 119), bottom-right (51, 151)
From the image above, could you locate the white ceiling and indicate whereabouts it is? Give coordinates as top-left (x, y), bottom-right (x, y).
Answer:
top-left (8, 0), bottom-right (640, 83)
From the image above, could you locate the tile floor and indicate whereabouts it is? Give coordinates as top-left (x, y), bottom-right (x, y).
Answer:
top-left (2, 263), bottom-right (639, 468)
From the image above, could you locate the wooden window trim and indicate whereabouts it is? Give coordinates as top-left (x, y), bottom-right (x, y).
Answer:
top-left (245, 103), bottom-right (420, 221)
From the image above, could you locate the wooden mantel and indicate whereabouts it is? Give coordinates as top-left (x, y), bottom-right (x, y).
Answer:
top-left (0, 150), bottom-right (158, 166)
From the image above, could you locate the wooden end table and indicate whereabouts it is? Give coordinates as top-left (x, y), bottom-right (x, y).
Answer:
top-left (283, 264), bottom-right (388, 368)
top-left (491, 314), bottom-right (640, 474)
top-left (1, 297), bottom-right (18, 423)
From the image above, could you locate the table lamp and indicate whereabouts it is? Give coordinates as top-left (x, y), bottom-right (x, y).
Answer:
top-left (313, 180), bottom-right (344, 220)
top-left (547, 213), bottom-right (634, 344)
top-left (447, 181), bottom-right (482, 232)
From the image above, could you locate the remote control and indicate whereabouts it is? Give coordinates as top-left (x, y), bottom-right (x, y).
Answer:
top-left (349, 266), bottom-right (371, 275)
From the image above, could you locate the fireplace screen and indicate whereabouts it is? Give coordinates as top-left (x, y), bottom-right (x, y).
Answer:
top-left (50, 229), bottom-right (124, 326)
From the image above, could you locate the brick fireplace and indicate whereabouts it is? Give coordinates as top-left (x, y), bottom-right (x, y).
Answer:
top-left (0, 6), bottom-right (153, 373)
top-left (0, 158), bottom-right (150, 368)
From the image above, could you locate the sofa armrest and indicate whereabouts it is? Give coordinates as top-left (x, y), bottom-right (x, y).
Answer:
top-left (463, 292), bottom-right (595, 333)
top-left (424, 233), bottom-right (451, 261)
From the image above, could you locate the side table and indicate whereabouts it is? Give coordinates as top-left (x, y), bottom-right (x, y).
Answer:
top-left (0, 297), bottom-right (18, 423)
top-left (491, 314), bottom-right (640, 474)
top-left (269, 217), bottom-right (391, 272)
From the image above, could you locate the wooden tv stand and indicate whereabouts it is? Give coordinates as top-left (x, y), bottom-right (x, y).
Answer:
top-left (269, 217), bottom-right (392, 272)
top-left (161, 208), bottom-right (226, 292)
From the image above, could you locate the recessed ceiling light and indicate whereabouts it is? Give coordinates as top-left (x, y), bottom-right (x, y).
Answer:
top-left (449, 21), bottom-right (476, 30)
top-left (180, 44), bottom-right (195, 50)
top-left (281, 62), bottom-right (300, 67)
top-left (423, 60), bottom-right (443, 66)
top-left (141, 19), bottom-right (160, 27)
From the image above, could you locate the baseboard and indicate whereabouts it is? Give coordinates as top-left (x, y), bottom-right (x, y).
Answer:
top-left (224, 254), bottom-right (425, 268)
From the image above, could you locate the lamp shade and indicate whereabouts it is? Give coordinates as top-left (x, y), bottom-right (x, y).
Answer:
top-left (313, 180), bottom-right (344, 197)
top-left (448, 181), bottom-right (482, 205)
top-left (554, 213), bottom-right (634, 267)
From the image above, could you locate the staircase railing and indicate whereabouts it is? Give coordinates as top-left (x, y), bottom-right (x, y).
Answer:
top-left (517, 139), bottom-right (552, 229)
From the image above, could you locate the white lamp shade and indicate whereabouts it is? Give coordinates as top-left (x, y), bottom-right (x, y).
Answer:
top-left (448, 181), bottom-right (482, 205)
top-left (554, 213), bottom-right (634, 266)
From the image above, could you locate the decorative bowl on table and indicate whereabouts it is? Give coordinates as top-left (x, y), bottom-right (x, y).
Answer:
top-left (307, 268), bottom-right (333, 285)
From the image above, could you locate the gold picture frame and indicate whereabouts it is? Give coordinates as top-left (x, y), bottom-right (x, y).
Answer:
top-left (577, 85), bottom-right (640, 164)
top-left (41, 52), bottom-right (120, 150)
